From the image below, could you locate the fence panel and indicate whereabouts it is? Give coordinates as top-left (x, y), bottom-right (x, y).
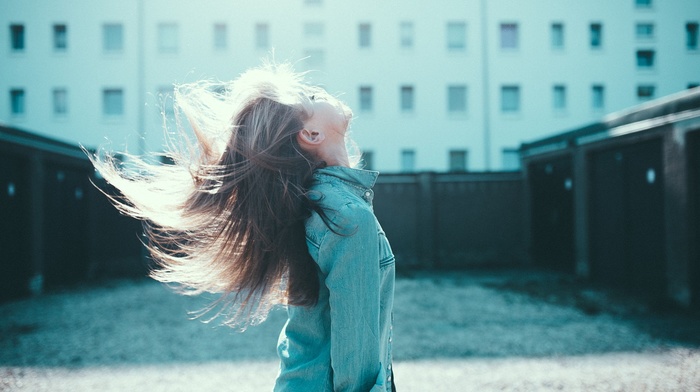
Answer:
top-left (434, 174), bottom-right (525, 267)
top-left (0, 153), bottom-right (31, 300)
top-left (529, 157), bottom-right (575, 273)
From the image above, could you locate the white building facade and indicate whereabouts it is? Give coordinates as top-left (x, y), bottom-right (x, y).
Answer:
top-left (2, 0), bottom-right (699, 171)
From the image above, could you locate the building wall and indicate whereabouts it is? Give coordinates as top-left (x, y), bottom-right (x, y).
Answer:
top-left (2, 0), bottom-right (699, 171)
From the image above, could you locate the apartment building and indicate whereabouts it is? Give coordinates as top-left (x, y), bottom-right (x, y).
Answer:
top-left (2, 0), bottom-right (699, 171)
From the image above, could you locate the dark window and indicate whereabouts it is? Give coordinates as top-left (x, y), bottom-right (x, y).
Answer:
top-left (11, 24), bottom-right (25, 51)
top-left (592, 85), bottom-right (605, 110)
top-left (359, 86), bottom-right (373, 111)
top-left (10, 89), bottom-right (25, 115)
top-left (400, 85), bottom-right (414, 112)
top-left (551, 23), bottom-right (564, 49)
top-left (501, 85), bottom-right (520, 113)
top-left (636, 50), bottom-right (655, 68)
top-left (590, 23), bottom-right (603, 48)
top-left (449, 150), bottom-right (467, 172)
top-left (53, 24), bottom-right (67, 50)
top-left (500, 23), bottom-right (518, 49)
top-left (103, 88), bottom-right (124, 116)
top-left (447, 85), bottom-right (467, 112)
top-left (688, 22), bottom-right (699, 50)
top-left (637, 84), bottom-right (656, 100)
top-left (103, 24), bottom-right (123, 51)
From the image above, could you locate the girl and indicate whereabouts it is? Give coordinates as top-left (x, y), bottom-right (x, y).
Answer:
top-left (90, 63), bottom-right (396, 391)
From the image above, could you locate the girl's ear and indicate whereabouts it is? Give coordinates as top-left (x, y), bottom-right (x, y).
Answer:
top-left (298, 128), bottom-right (325, 146)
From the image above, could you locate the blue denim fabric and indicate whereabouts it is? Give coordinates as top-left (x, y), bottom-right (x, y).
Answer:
top-left (274, 166), bottom-right (396, 392)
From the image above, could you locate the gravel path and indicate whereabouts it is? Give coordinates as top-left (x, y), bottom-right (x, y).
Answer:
top-left (1, 269), bottom-right (699, 391)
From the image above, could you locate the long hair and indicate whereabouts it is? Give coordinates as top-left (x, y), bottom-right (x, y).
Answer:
top-left (90, 63), bottom-right (346, 329)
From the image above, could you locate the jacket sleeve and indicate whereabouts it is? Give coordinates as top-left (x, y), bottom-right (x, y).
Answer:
top-left (316, 203), bottom-right (383, 392)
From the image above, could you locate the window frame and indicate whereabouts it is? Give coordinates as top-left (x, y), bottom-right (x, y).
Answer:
top-left (10, 88), bottom-right (26, 116)
top-left (499, 22), bottom-right (519, 50)
top-left (636, 49), bottom-right (656, 69)
top-left (551, 22), bottom-right (564, 50)
top-left (157, 22), bottom-right (179, 53)
top-left (590, 22), bottom-right (603, 49)
top-left (592, 84), bottom-right (605, 111)
top-left (213, 23), bottom-right (227, 50)
top-left (687, 22), bottom-right (699, 51)
top-left (500, 85), bottom-right (521, 113)
top-left (10, 24), bottom-right (25, 51)
top-left (447, 85), bottom-right (467, 113)
top-left (400, 85), bottom-right (415, 112)
top-left (448, 150), bottom-right (468, 172)
top-left (53, 24), bottom-right (67, 51)
top-left (359, 86), bottom-right (373, 112)
top-left (255, 23), bottom-right (270, 49)
top-left (103, 88), bottom-right (125, 117)
top-left (446, 21), bottom-right (466, 51)
top-left (103, 23), bottom-right (124, 52)
top-left (52, 88), bottom-right (68, 116)
top-left (359, 23), bottom-right (372, 48)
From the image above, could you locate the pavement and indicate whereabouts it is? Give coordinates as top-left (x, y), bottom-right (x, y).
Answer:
top-left (1, 268), bottom-right (699, 391)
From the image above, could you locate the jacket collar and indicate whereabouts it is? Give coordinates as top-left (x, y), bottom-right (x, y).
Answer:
top-left (313, 166), bottom-right (379, 190)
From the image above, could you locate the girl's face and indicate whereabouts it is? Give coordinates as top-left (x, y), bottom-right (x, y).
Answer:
top-left (299, 96), bottom-right (353, 166)
top-left (305, 96), bottom-right (351, 145)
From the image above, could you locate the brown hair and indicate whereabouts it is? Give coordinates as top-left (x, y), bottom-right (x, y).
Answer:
top-left (90, 63), bottom-right (347, 328)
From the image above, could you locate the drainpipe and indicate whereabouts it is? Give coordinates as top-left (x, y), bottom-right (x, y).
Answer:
top-left (480, 0), bottom-right (491, 171)
top-left (137, 0), bottom-right (146, 156)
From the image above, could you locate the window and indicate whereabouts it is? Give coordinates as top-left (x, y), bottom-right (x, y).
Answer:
top-left (553, 85), bottom-right (566, 111)
top-left (592, 84), bottom-right (605, 110)
top-left (635, 0), bottom-right (652, 8)
top-left (158, 23), bottom-right (178, 52)
top-left (359, 86), bottom-right (373, 112)
top-left (400, 21), bottom-right (414, 48)
top-left (688, 22), bottom-right (699, 50)
top-left (635, 23), bottom-right (654, 40)
top-left (500, 23), bottom-right (518, 49)
top-left (158, 86), bottom-right (175, 116)
top-left (214, 23), bottom-right (227, 49)
top-left (636, 50), bottom-right (655, 69)
top-left (447, 21), bottom-right (466, 50)
top-left (103, 24), bottom-right (123, 51)
top-left (53, 88), bottom-right (68, 116)
top-left (590, 23), bottom-right (603, 49)
top-left (362, 151), bottom-right (374, 170)
top-left (103, 88), bottom-right (124, 116)
top-left (10, 89), bottom-right (25, 116)
top-left (502, 149), bottom-right (520, 171)
top-left (304, 22), bottom-right (324, 38)
top-left (400, 85), bottom-right (414, 112)
top-left (637, 84), bottom-right (656, 101)
top-left (401, 150), bottom-right (416, 172)
top-left (449, 150), bottom-right (467, 172)
top-left (551, 23), bottom-right (564, 49)
top-left (359, 23), bottom-right (371, 48)
top-left (255, 23), bottom-right (269, 49)
top-left (501, 85), bottom-right (520, 113)
top-left (447, 85), bottom-right (467, 113)
top-left (53, 24), bottom-right (67, 51)
top-left (10, 24), bottom-right (25, 51)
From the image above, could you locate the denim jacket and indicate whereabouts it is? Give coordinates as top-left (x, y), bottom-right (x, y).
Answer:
top-left (274, 166), bottom-right (396, 392)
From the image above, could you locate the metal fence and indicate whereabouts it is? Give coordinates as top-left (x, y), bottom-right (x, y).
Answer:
top-left (0, 126), bottom-right (144, 301)
top-left (520, 87), bottom-right (700, 307)
top-left (374, 171), bottom-right (526, 269)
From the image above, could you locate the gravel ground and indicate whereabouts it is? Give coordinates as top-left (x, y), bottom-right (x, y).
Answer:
top-left (1, 269), bottom-right (699, 391)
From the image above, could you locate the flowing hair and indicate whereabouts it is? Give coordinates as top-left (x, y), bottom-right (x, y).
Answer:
top-left (90, 63), bottom-right (349, 329)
